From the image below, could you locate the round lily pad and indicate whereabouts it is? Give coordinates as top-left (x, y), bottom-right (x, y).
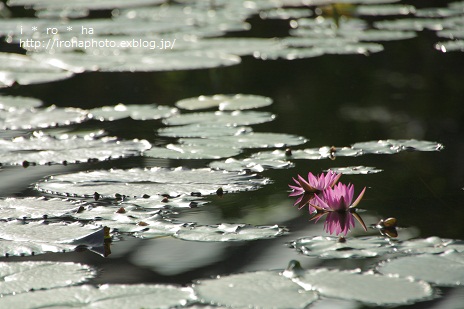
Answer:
top-left (175, 94), bottom-right (273, 111)
top-left (35, 167), bottom-right (270, 198)
top-left (144, 143), bottom-right (242, 160)
top-left (158, 123), bottom-right (252, 138)
top-left (89, 103), bottom-right (178, 121)
top-left (194, 271), bottom-right (318, 308)
top-left (0, 95), bottom-right (42, 111)
top-left (163, 110), bottom-right (276, 126)
top-left (0, 261), bottom-right (96, 296)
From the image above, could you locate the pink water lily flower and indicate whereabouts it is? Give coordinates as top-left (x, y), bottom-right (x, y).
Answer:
top-left (288, 171), bottom-right (341, 212)
top-left (310, 182), bottom-right (367, 236)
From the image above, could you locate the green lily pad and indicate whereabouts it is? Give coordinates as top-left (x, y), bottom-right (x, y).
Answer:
top-left (0, 197), bottom-right (86, 220)
top-left (163, 111), bottom-right (275, 126)
top-left (174, 223), bottom-right (287, 242)
top-left (254, 47), bottom-right (325, 60)
top-left (0, 53), bottom-right (73, 88)
top-left (144, 144), bottom-right (242, 160)
top-left (0, 95), bottom-right (42, 111)
top-left (0, 133), bottom-right (150, 165)
top-left (35, 167), bottom-right (269, 198)
top-left (175, 94), bottom-right (273, 111)
top-left (435, 40), bottom-right (464, 52)
top-left (351, 139), bottom-right (444, 154)
top-left (0, 261), bottom-right (96, 296)
top-left (179, 132), bottom-right (307, 149)
top-left (294, 268), bottom-right (434, 306)
top-left (89, 103), bottom-right (178, 121)
top-left (0, 284), bottom-right (195, 308)
top-left (355, 4), bottom-right (416, 16)
top-left (377, 251), bottom-right (464, 286)
top-left (327, 166), bottom-right (383, 174)
top-left (210, 156), bottom-right (294, 172)
top-left (32, 51), bottom-right (241, 73)
top-left (259, 8), bottom-right (313, 20)
top-left (8, 0), bottom-right (166, 10)
top-left (194, 271), bottom-right (318, 308)
top-left (0, 105), bottom-right (88, 130)
top-left (158, 123), bottom-right (252, 138)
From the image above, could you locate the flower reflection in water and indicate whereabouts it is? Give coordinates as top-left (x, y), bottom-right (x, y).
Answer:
top-left (288, 171), bottom-right (341, 212)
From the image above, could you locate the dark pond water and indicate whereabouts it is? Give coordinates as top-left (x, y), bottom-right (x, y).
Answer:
top-left (0, 0), bottom-right (464, 308)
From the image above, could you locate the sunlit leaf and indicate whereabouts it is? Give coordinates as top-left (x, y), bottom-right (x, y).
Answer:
top-left (290, 236), bottom-right (395, 259)
top-left (158, 123), bottom-right (252, 138)
top-left (89, 103), bottom-right (178, 121)
top-left (8, 0), bottom-right (166, 10)
top-left (0, 284), bottom-right (195, 308)
top-left (259, 8), bottom-right (313, 20)
top-left (179, 132), bottom-right (307, 149)
top-left (175, 94), bottom-right (273, 111)
top-left (0, 133), bottom-right (151, 165)
top-left (294, 268), bottom-right (434, 306)
top-left (0, 95), bottom-right (42, 111)
top-left (355, 4), bottom-right (416, 16)
top-left (0, 197), bottom-right (86, 220)
top-left (327, 166), bottom-right (383, 174)
top-left (0, 105), bottom-right (88, 130)
top-left (163, 110), bottom-right (275, 126)
top-left (435, 40), bottom-right (464, 52)
top-left (374, 18), bottom-right (455, 31)
top-left (377, 251), bottom-right (464, 286)
top-left (144, 144), bottom-right (242, 160)
top-left (0, 53), bottom-right (73, 88)
top-left (32, 51), bottom-right (241, 73)
top-left (210, 156), bottom-right (294, 172)
top-left (194, 271), bottom-right (318, 308)
top-left (0, 261), bottom-right (95, 296)
top-left (351, 139), bottom-right (444, 154)
top-left (174, 223), bottom-right (287, 242)
top-left (35, 167), bottom-right (270, 198)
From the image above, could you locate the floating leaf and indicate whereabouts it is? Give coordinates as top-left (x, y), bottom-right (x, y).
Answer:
top-left (123, 195), bottom-right (207, 210)
top-left (144, 144), bottom-right (242, 160)
top-left (290, 236), bottom-right (395, 259)
top-left (260, 8), bottom-right (313, 20)
top-left (35, 167), bottom-right (269, 198)
top-left (89, 103), bottom-right (178, 121)
top-left (377, 252), bottom-right (464, 286)
top-left (0, 221), bottom-right (104, 256)
top-left (0, 105), bottom-right (88, 130)
top-left (8, 0), bottom-right (166, 10)
top-left (0, 284), bottom-right (195, 308)
top-left (294, 268), bottom-right (434, 306)
top-left (435, 40), bottom-right (464, 52)
top-left (0, 53), bottom-right (73, 88)
top-left (174, 223), bottom-right (286, 242)
top-left (0, 95), bottom-right (42, 111)
top-left (32, 51), bottom-right (241, 73)
top-left (327, 166), bottom-right (383, 174)
top-left (210, 156), bottom-right (294, 172)
top-left (194, 271), bottom-right (318, 308)
top-left (179, 38), bottom-right (283, 57)
top-left (0, 133), bottom-right (151, 165)
top-left (163, 111), bottom-right (275, 126)
top-left (0, 197), bottom-right (86, 220)
top-left (254, 47), bottom-right (325, 60)
top-left (175, 94), bottom-right (273, 111)
top-left (179, 132), bottom-right (307, 149)
top-left (355, 4), bottom-right (416, 16)
top-left (374, 18), bottom-right (455, 31)
top-left (0, 261), bottom-right (96, 296)
top-left (158, 123), bottom-right (252, 138)
top-left (351, 139), bottom-right (444, 154)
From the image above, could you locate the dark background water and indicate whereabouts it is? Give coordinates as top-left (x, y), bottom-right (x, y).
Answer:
top-left (1, 2), bottom-right (464, 308)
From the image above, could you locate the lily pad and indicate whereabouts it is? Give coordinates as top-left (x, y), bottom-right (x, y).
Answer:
top-left (351, 139), bottom-right (444, 154)
top-left (194, 271), bottom-right (318, 308)
top-left (254, 47), bottom-right (325, 60)
top-left (0, 284), bottom-right (195, 308)
top-left (355, 4), bottom-right (416, 16)
top-left (175, 94), bottom-right (273, 111)
top-left (0, 133), bottom-right (151, 165)
top-left (0, 105), bottom-right (88, 130)
top-left (179, 132), bottom-right (307, 149)
top-left (89, 103), bottom-right (178, 121)
top-left (0, 221), bottom-right (105, 256)
top-left (0, 53), bottom-right (73, 88)
top-left (179, 38), bottom-right (283, 57)
top-left (290, 236), bottom-right (395, 259)
top-left (32, 51), bottom-right (241, 73)
top-left (0, 95), bottom-right (42, 111)
top-left (8, 0), bottom-right (166, 10)
top-left (35, 167), bottom-right (270, 198)
top-left (377, 251), bottom-right (464, 286)
top-left (0, 197), bottom-right (86, 220)
top-left (0, 261), bottom-right (96, 296)
top-left (163, 110), bottom-right (276, 126)
top-left (294, 268), bottom-right (434, 306)
top-left (435, 40), bottom-right (464, 52)
top-left (174, 223), bottom-right (287, 242)
top-left (259, 8), bottom-right (313, 20)
top-left (210, 156), bottom-right (294, 172)
top-left (144, 143), bottom-right (242, 160)
top-left (327, 166), bottom-right (383, 174)
top-left (158, 123), bottom-right (252, 138)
